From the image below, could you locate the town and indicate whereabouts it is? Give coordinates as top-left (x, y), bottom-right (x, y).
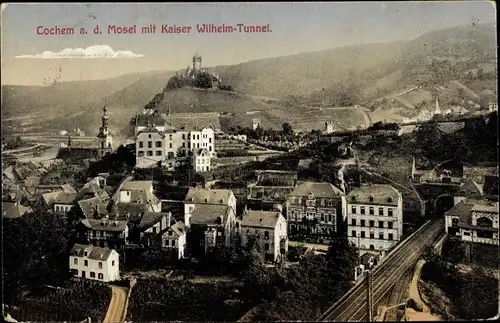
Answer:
top-left (2, 4), bottom-right (498, 323)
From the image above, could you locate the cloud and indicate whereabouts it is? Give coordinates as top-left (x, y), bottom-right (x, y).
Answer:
top-left (15, 45), bottom-right (143, 59)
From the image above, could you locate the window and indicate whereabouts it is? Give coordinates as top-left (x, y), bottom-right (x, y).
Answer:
top-left (388, 233), bottom-right (394, 240)
top-left (84, 260), bottom-right (88, 266)
top-left (153, 227), bottom-right (157, 233)
top-left (90, 272), bottom-right (96, 278)
top-left (379, 232), bottom-right (384, 240)
top-left (138, 151), bottom-right (144, 157)
top-left (148, 141), bottom-right (152, 148)
top-left (360, 207), bottom-right (366, 215)
top-left (463, 231), bottom-right (471, 236)
top-left (209, 146), bottom-right (212, 151)
top-left (156, 151), bottom-right (162, 156)
top-left (321, 214), bottom-right (325, 222)
top-left (361, 219), bottom-right (366, 227)
top-left (170, 134), bottom-right (172, 140)
top-left (84, 251), bottom-right (88, 256)
top-left (351, 230), bottom-right (356, 237)
top-left (369, 220), bottom-right (375, 227)
top-left (378, 208), bottom-right (384, 216)
top-left (387, 197), bottom-right (393, 203)
top-left (369, 196), bottom-right (374, 202)
top-left (264, 231), bottom-right (269, 239)
top-left (351, 196), bottom-right (356, 201)
top-left (379, 221), bottom-right (384, 228)
top-left (388, 208), bottom-right (393, 216)
top-left (112, 260), bottom-right (115, 266)
top-left (370, 232), bottom-right (375, 239)
top-left (369, 207), bottom-right (374, 215)
top-left (169, 143), bottom-right (172, 148)
top-left (388, 222), bottom-right (393, 229)
top-left (360, 231), bottom-right (366, 238)
top-left (328, 200), bottom-right (333, 206)
top-left (147, 151), bottom-right (153, 156)
top-left (209, 138), bottom-right (212, 143)
top-left (98, 262), bottom-right (103, 269)
top-left (265, 243), bottom-right (270, 251)
top-left (351, 218), bottom-right (357, 226)
top-left (139, 141), bottom-right (144, 148)
top-left (73, 258), bottom-right (78, 265)
top-left (182, 134), bottom-right (185, 140)
top-left (148, 134), bottom-right (152, 139)
top-left (351, 206), bottom-right (356, 214)
top-left (98, 273), bottom-right (104, 280)
top-left (155, 141), bottom-right (162, 147)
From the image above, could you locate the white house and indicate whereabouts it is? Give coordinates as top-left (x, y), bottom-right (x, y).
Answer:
top-left (160, 221), bottom-right (188, 259)
top-left (135, 125), bottom-right (166, 168)
top-left (241, 210), bottom-right (288, 262)
top-left (444, 198), bottom-right (499, 245)
top-left (52, 192), bottom-right (78, 214)
top-left (117, 179), bottom-right (161, 212)
top-left (69, 244), bottom-right (120, 282)
top-left (183, 188), bottom-right (237, 227)
top-left (192, 148), bottom-right (211, 172)
top-left (346, 184), bottom-right (403, 252)
top-left (134, 110), bottom-right (216, 169)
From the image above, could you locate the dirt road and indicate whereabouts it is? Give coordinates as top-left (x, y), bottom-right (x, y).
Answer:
top-left (103, 285), bottom-right (129, 323)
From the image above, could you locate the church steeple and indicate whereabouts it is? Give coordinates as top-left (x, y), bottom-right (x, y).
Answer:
top-left (97, 100), bottom-right (113, 152)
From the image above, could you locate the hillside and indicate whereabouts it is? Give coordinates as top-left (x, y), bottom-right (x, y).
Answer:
top-left (1, 23), bottom-right (496, 138)
top-left (212, 23), bottom-right (496, 103)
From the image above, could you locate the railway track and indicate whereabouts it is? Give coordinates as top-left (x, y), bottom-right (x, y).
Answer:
top-left (387, 266), bottom-right (414, 306)
top-left (318, 218), bottom-right (443, 322)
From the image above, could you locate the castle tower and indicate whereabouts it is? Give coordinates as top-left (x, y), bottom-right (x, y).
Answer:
top-left (434, 97), bottom-right (441, 115)
top-left (97, 102), bottom-right (113, 153)
top-left (252, 118), bottom-right (261, 131)
top-left (325, 121), bottom-right (334, 134)
top-left (192, 52), bottom-right (202, 73)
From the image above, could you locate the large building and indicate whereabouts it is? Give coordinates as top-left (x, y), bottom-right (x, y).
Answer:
top-left (444, 198), bottom-right (499, 245)
top-left (69, 244), bottom-right (120, 282)
top-left (183, 188), bottom-right (238, 256)
top-left (241, 209), bottom-right (288, 262)
top-left (346, 184), bottom-right (403, 252)
top-left (135, 109), bottom-right (215, 169)
top-left (286, 181), bottom-right (346, 244)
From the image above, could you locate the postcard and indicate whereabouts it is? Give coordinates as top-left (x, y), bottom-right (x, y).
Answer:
top-left (1, 2), bottom-right (498, 323)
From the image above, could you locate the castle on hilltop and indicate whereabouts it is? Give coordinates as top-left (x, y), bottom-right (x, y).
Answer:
top-left (176, 53), bottom-right (221, 90)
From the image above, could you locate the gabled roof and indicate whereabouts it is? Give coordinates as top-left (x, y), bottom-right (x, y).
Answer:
top-left (2, 202), bottom-right (33, 219)
top-left (459, 178), bottom-right (483, 197)
top-left (185, 188), bottom-right (233, 205)
top-left (190, 204), bottom-right (230, 226)
top-left (82, 218), bottom-right (128, 231)
top-left (42, 191), bottom-right (61, 207)
top-left (138, 212), bottom-right (166, 230)
top-left (136, 124), bottom-right (166, 138)
top-left (242, 210), bottom-right (282, 229)
top-left (70, 243), bottom-right (115, 261)
top-left (444, 200), bottom-right (474, 218)
top-left (56, 147), bottom-right (101, 163)
top-left (53, 192), bottom-right (78, 205)
top-left (78, 196), bottom-right (110, 219)
top-left (170, 221), bottom-right (187, 236)
top-left (346, 184), bottom-right (400, 206)
top-left (290, 181), bottom-right (344, 198)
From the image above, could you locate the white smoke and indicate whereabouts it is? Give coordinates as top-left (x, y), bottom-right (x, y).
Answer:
top-left (15, 45), bottom-right (143, 59)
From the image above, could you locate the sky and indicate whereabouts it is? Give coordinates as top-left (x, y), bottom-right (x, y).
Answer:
top-left (1, 1), bottom-right (497, 85)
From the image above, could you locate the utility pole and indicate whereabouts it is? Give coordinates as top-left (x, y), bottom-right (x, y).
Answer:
top-left (366, 269), bottom-right (373, 322)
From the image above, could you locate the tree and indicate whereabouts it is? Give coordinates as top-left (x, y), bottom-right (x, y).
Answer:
top-left (282, 123), bottom-right (294, 138)
top-left (194, 72), bottom-right (213, 89)
top-left (415, 121), bottom-right (443, 158)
